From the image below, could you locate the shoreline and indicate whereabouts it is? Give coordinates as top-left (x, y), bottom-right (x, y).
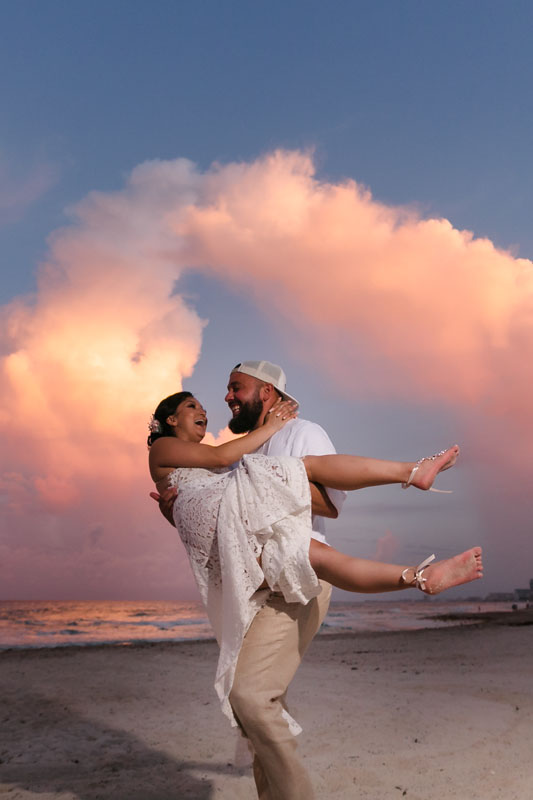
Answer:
top-left (1, 605), bottom-right (531, 656)
top-left (1, 617), bottom-right (532, 798)
top-left (423, 605), bottom-right (533, 625)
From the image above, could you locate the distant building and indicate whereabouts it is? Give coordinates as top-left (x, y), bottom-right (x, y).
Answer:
top-left (513, 579), bottom-right (533, 602)
top-left (485, 592), bottom-right (514, 602)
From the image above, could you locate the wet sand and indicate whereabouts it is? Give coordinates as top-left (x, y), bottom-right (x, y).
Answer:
top-left (1, 612), bottom-right (532, 799)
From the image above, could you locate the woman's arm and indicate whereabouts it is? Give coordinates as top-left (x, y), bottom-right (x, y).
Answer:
top-left (149, 399), bottom-right (296, 481)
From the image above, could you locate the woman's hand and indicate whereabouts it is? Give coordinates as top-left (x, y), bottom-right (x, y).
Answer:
top-left (263, 398), bottom-right (298, 433)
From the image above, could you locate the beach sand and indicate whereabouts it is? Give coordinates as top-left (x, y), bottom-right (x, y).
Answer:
top-left (1, 611), bottom-right (532, 799)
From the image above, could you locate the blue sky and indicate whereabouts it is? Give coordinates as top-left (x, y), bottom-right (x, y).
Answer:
top-left (3, 0), bottom-right (533, 302)
top-left (2, 0), bottom-right (533, 600)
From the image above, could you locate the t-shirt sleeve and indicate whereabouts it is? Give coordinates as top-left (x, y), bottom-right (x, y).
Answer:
top-left (289, 422), bottom-right (346, 515)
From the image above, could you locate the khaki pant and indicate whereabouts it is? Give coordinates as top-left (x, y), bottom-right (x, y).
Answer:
top-left (229, 581), bottom-right (332, 800)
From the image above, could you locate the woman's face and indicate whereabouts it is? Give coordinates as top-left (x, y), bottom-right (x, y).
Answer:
top-left (169, 396), bottom-right (208, 443)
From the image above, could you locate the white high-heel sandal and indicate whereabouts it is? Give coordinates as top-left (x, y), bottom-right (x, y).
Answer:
top-left (401, 451), bottom-right (453, 494)
top-left (402, 554), bottom-right (436, 591)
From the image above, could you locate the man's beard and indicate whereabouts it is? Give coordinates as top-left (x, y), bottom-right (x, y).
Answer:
top-left (228, 397), bottom-right (263, 434)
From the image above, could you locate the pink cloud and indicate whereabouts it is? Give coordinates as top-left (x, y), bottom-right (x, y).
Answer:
top-left (0, 158), bottom-right (205, 599)
top-left (179, 150), bottom-right (533, 419)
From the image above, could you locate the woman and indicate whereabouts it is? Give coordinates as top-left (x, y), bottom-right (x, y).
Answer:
top-left (148, 391), bottom-right (482, 723)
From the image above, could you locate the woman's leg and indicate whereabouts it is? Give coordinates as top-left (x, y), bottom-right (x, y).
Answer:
top-left (309, 541), bottom-right (409, 592)
top-left (309, 540), bottom-right (483, 595)
top-left (303, 446), bottom-right (459, 492)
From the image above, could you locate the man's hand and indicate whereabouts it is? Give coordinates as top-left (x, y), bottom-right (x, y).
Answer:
top-left (150, 486), bottom-right (178, 527)
top-left (309, 482), bottom-right (338, 519)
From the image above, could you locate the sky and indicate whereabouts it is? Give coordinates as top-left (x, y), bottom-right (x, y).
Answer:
top-left (1, 0), bottom-right (533, 602)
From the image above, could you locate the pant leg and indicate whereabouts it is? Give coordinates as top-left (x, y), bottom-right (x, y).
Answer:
top-left (230, 580), bottom-right (332, 800)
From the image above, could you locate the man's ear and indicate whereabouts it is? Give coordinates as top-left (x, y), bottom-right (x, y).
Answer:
top-left (260, 383), bottom-right (275, 401)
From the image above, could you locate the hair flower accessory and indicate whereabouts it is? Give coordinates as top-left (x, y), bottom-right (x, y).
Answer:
top-left (148, 416), bottom-right (162, 434)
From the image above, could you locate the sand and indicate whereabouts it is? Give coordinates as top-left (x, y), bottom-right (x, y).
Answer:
top-left (1, 611), bottom-right (532, 799)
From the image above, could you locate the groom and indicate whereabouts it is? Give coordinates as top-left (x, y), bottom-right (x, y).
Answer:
top-left (156, 360), bottom-right (345, 799)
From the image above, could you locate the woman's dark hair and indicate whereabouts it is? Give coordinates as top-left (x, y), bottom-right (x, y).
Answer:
top-left (147, 391), bottom-right (193, 447)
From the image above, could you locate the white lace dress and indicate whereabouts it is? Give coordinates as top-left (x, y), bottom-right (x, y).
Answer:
top-left (168, 453), bottom-right (321, 725)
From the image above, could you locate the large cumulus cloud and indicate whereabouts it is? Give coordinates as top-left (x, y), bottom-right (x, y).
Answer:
top-left (2, 150), bottom-right (532, 599)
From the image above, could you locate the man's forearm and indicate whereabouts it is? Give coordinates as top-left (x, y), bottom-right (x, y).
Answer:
top-left (309, 482), bottom-right (338, 519)
top-left (150, 489), bottom-right (177, 527)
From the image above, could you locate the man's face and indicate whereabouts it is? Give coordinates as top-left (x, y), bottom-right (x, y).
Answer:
top-left (225, 371), bottom-right (265, 433)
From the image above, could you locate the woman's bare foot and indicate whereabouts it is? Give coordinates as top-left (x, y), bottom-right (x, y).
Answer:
top-left (403, 445), bottom-right (460, 491)
top-left (406, 547), bottom-right (483, 595)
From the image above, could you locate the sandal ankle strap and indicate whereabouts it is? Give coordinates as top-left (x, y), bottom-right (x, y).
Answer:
top-left (402, 554), bottom-right (436, 590)
top-left (401, 451), bottom-right (453, 493)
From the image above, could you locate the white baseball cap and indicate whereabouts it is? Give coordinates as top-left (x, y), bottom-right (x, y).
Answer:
top-left (231, 360), bottom-right (299, 407)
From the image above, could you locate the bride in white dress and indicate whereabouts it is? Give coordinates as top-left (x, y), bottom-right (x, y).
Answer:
top-left (148, 391), bottom-right (483, 724)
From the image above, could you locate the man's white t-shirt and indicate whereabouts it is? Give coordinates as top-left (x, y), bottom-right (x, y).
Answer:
top-left (255, 418), bottom-right (346, 543)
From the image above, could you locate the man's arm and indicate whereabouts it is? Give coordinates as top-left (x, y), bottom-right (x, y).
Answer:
top-left (288, 421), bottom-right (346, 519)
top-left (309, 482), bottom-right (338, 519)
top-left (149, 487), bottom-right (177, 527)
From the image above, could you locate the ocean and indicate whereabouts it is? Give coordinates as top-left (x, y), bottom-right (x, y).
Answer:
top-left (0, 599), bottom-right (516, 650)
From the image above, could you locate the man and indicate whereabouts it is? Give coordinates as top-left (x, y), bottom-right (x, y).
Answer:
top-left (155, 361), bottom-right (345, 799)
